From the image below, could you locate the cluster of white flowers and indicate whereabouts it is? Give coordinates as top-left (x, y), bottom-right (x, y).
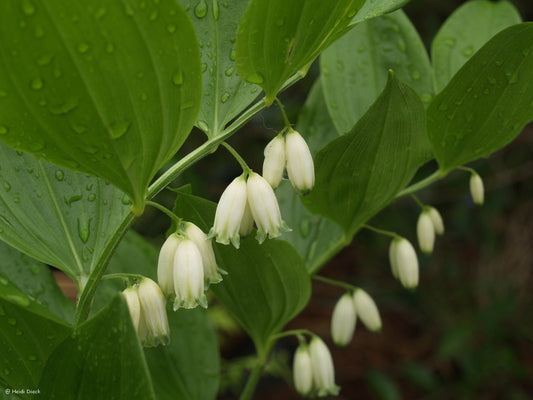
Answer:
top-left (293, 336), bottom-right (339, 397)
top-left (122, 278), bottom-right (170, 347)
top-left (330, 289), bottom-right (382, 347)
top-left (209, 128), bottom-right (314, 247)
top-left (158, 222), bottom-right (223, 310)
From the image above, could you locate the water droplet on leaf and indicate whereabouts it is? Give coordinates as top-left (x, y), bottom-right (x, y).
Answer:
top-left (194, 0), bottom-right (207, 18)
top-left (109, 120), bottom-right (131, 139)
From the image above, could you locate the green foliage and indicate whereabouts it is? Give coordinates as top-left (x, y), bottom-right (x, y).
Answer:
top-left (432, 0), bottom-right (522, 92)
top-left (235, 0), bottom-right (365, 104)
top-left (173, 190), bottom-right (311, 356)
top-left (0, 0), bottom-right (201, 212)
top-left (304, 73), bottom-right (428, 237)
top-left (428, 23), bottom-right (533, 172)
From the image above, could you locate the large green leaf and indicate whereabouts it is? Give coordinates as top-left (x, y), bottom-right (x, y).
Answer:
top-left (0, 0), bottom-right (201, 212)
top-left (351, 0), bottom-right (409, 25)
top-left (92, 231), bottom-right (220, 400)
top-left (0, 143), bottom-right (129, 285)
top-left (235, 0), bottom-right (365, 104)
top-left (39, 295), bottom-right (156, 400)
top-left (428, 23), bottom-right (533, 173)
top-left (173, 190), bottom-right (311, 356)
top-left (145, 309), bottom-right (219, 400)
top-left (321, 10), bottom-right (433, 135)
top-left (0, 275), bottom-right (71, 398)
top-left (0, 240), bottom-right (74, 322)
top-left (303, 73), bottom-right (427, 237)
top-left (178, 0), bottom-right (260, 137)
top-left (276, 79), bottom-right (345, 274)
top-left (431, 0), bottom-right (521, 93)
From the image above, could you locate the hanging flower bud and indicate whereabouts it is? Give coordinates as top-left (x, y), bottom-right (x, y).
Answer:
top-left (293, 342), bottom-right (314, 396)
top-left (209, 174), bottom-right (248, 248)
top-left (262, 134), bottom-right (286, 189)
top-left (388, 239), bottom-right (399, 279)
top-left (428, 206), bottom-right (445, 235)
top-left (184, 222), bottom-right (222, 287)
top-left (331, 293), bottom-right (357, 347)
top-left (122, 286), bottom-right (141, 333)
top-left (173, 239), bottom-right (207, 310)
top-left (285, 129), bottom-right (315, 194)
top-left (390, 237), bottom-right (419, 289)
top-left (246, 171), bottom-right (288, 244)
top-left (469, 172), bottom-right (484, 205)
top-left (417, 210), bottom-right (435, 254)
top-left (137, 278), bottom-right (170, 347)
top-left (157, 233), bottom-right (182, 297)
top-left (309, 336), bottom-right (339, 397)
top-left (353, 289), bottom-right (382, 332)
top-left (239, 199), bottom-right (254, 237)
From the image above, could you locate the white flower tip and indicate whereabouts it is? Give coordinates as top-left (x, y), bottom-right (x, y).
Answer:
top-left (263, 135), bottom-right (286, 189)
top-left (417, 211), bottom-right (435, 254)
top-left (122, 287), bottom-right (141, 333)
top-left (331, 293), bottom-right (357, 347)
top-left (285, 129), bottom-right (315, 194)
top-left (470, 173), bottom-right (484, 205)
top-left (353, 289), bottom-right (382, 332)
top-left (309, 336), bottom-right (338, 396)
top-left (212, 175), bottom-right (248, 247)
top-left (393, 238), bottom-right (419, 289)
top-left (173, 240), bottom-right (206, 310)
top-left (137, 278), bottom-right (170, 347)
top-left (428, 207), bottom-right (445, 235)
top-left (293, 344), bottom-right (313, 396)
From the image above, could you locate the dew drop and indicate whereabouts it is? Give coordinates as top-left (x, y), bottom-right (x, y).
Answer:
top-left (49, 97), bottom-right (78, 115)
top-left (247, 72), bottom-right (264, 84)
top-left (105, 43), bottom-right (115, 54)
top-left (487, 77), bottom-right (496, 85)
top-left (109, 120), bottom-right (131, 139)
top-left (212, 0), bottom-right (219, 20)
top-left (141, 93), bottom-right (148, 101)
top-left (87, 193), bottom-right (96, 202)
top-left (124, 5), bottom-right (134, 16)
top-left (167, 24), bottom-right (176, 33)
top-left (172, 70), bottom-right (183, 85)
top-left (194, 0), bottom-right (207, 18)
top-left (201, 63), bottom-right (207, 72)
top-left (149, 10), bottom-right (158, 21)
top-left (229, 48), bottom-right (236, 61)
top-left (71, 123), bottom-right (87, 134)
top-left (30, 77), bottom-right (43, 91)
top-left (444, 38), bottom-right (456, 47)
top-left (121, 195), bottom-right (132, 205)
top-left (65, 194), bottom-right (83, 206)
top-left (77, 42), bottom-right (90, 54)
top-left (224, 67), bottom-right (234, 76)
top-left (411, 70), bottom-right (421, 80)
top-left (94, 7), bottom-right (107, 19)
top-left (28, 355), bottom-right (37, 361)
top-left (197, 120), bottom-right (209, 132)
top-left (221, 92), bottom-right (230, 103)
top-left (462, 46), bottom-right (474, 57)
top-left (7, 318), bottom-right (17, 326)
top-left (22, 0), bottom-right (36, 15)
top-left (77, 217), bottom-right (91, 243)
top-left (0, 125), bottom-right (8, 135)
top-left (36, 53), bottom-right (53, 66)
top-left (299, 219), bottom-right (311, 238)
top-left (55, 170), bottom-right (64, 181)
top-left (15, 329), bottom-right (23, 336)
top-left (4, 182), bottom-right (11, 192)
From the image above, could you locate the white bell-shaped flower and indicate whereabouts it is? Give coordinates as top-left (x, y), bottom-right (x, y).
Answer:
top-left (353, 289), bottom-right (382, 332)
top-left (246, 171), bottom-right (288, 243)
top-left (262, 134), bottom-right (286, 189)
top-left (122, 286), bottom-right (141, 333)
top-left (210, 174), bottom-right (248, 248)
top-left (239, 199), bottom-right (254, 237)
top-left (184, 222), bottom-right (222, 287)
top-left (428, 206), bottom-right (445, 235)
top-left (390, 237), bottom-right (419, 289)
top-left (293, 343), bottom-right (314, 396)
top-left (417, 211), bottom-right (435, 254)
top-left (470, 172), bottom-right (484, 205)
top-left (173, 239), bottom-right (207, 310)
top-left (331, 293), bottom-right (357, 347)
top-left (157, 233), bottom-right (182, 297)
top-left (137, 278), bottom-right (170, 347)
top-left (309, 336), bottom-right (339, 397)
top-left (285, 129), bottom-right (315, 194)
top-left (388, 239), bottom-right (399, 279)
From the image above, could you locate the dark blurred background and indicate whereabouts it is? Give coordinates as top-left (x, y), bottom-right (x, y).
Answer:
top-left (132, 1), bottom-right (533, 399)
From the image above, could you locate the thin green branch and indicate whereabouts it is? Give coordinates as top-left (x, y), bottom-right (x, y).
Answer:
top-left (145, 200), bottom-right (182, 227)
top-left (221, 142), bottom-right (251, 174)
top-left (395, 170), bottom-right (444, 198)
top-left (313, 275), bottom-right (356, 291)
top-left (362, 224), bottom-right (397, 238)
top-left (274, 97), bottom-right (292, 128)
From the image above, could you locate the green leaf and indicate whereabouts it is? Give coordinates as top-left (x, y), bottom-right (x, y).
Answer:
top-left (0, 0), bottom-right (201, 212)
top-left (428, 23), bottom-right (533, 173)
top-left (0, 240), bottom-right (74, 322)
top-left (0, 275), bottom-right (71, 396)
top-left (0, 143), bottom-right (129, 284)
top-left (235, 0), bottom-right (365, 104)
top-left (178, 0), bottom-right (261, 137)
top-left (173, 190), bottom-right (311, 356)
top-left (276, 79), bottom-right (346, 273)
top-left (431, 0), bottom-right (521, 93)
top-left (92, 231), bottom-right (220, 400)
top-left (321, 10), bottom-right (433, 135)
top-left (351, 0), bottom-right (409, 25)
top-left (303, 73), bottom-right (427, 236)
top-left (145, 309), bottom-right (219, 400)
top-left (39, 295), bottom-right (156, 400)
